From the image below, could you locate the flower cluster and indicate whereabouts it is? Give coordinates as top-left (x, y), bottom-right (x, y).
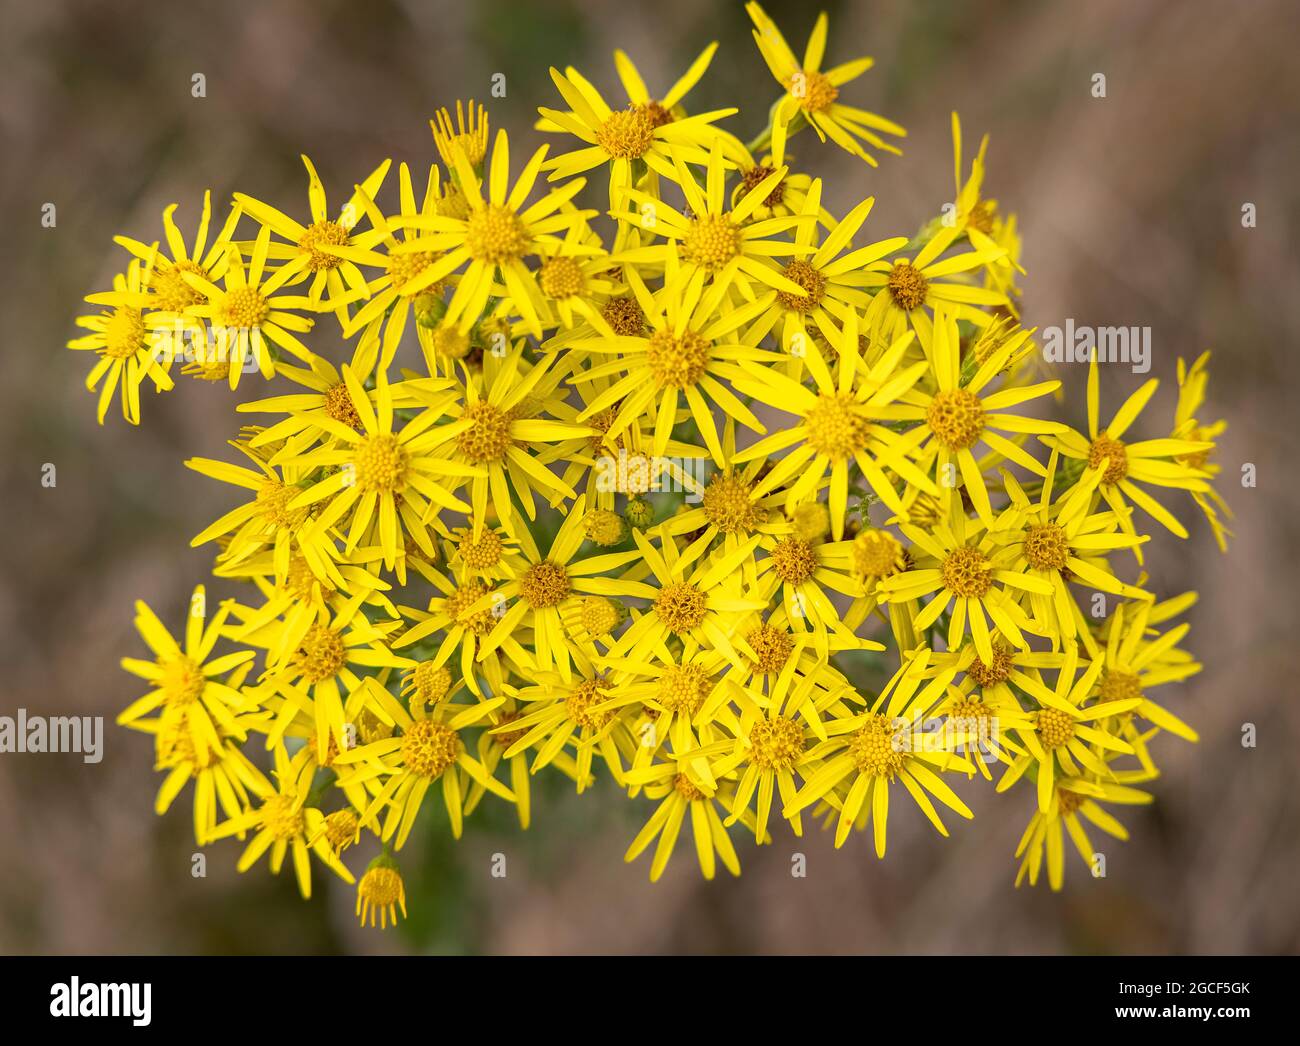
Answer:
top-left (81, 4), bottom-right (1232, 926)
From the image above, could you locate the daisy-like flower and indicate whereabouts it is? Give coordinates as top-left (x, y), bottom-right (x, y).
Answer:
top-left (428, 345), bottom-right (596, 534)
top-left (233, 154), bottom-right (390, 319)
top-left (753, 529), bottom-right (886, 657)
top-left (546, 381), bottom-right (707, 512)
top-left (469, 493), bottom-right (644, 680)
top-left (824, 524), bottom-right (908, 619)
top-left (861, 225), bottom-right (1007, 353)
top-left (930, 667), bottom-right (1033, 780)
top-left (1172, 351), bottom-right (1233, 551)
top-left (612, 139), bottom-right (814, 302)
top-left (180, 224), bottom-right (321, 388)
top-left (592, 642), bottom-right (745, 771)
top-left (606, 525), bottom-right (767, 669)
top-left (1041, 357), bottom-right (1215, 546)
top-left (878, 498), bottom-right (1052, 665)
top-left (997, 452), bottom-right (1149, 647)
top-left (1093, 595), bottom-right (1201, 747)
top-left (236, 342), bottom-right (455, 464)
top-left (654, 423), bottom-right (788, 568)
top-left (739, 184), bottom-right (909, 360)
top-left (1015, 771), bottom-right (1153, 890)
top-left (727, 318), bottom-right (937, 537)
top-left (210, 745), bottom-right (355, 899)
top-left (784, 649), bottom-right (974, 857)
top-left (466, 695), bottom-right (590, 828)
top-left (144, 704), bottom-right (271, 846)
top-left (69, 254), bottom-right (177, 424)
top-left (280, 366), bottom-right (481, 569)
top-left (995, 643), bottom-right (1143, 813)
top-left (729, 613), bottom-right (858, 726)
top-left (117, 584), bottom-right (256, 766)
top-left (113, 192), bottom-right (242, 314)
top-left (539, 58), bottom-right (735, 207)
top-left (879, 307), bottom-right (1065, 524)
top-left (569, 266), bottom-right (783, 466)
top-left (392, 567), bottom-right (528, 696)
top-left (229, 591), bottom-right (405, 757)
top-left (745, 3), bottom-right (905, 166)
top-left (318, 162), bottom-right (458, 370)
top-left (623, 744), bottom-right (752, 881)
top-left (496, 666), bottom-right (636, 789)
top-left (526, 219), bottom-right (623, 338)
top-left (726, 644), bottom-right (849, 840)
top-left (184, 441), bottom-right (337, 586)
top-left (333, 682), bottom-right (513, 847)
top-left (393, 129), bottom-right (596, 339)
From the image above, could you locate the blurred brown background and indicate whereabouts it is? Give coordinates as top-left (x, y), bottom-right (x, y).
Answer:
top-left (2, 0), bottom-right (1298, 954)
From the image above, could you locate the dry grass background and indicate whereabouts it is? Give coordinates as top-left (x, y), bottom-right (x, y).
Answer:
top-left (1, 0), bottom-right (1298, 954)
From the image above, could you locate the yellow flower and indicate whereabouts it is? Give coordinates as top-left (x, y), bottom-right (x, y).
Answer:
top-left (424, 346), bottom-right (598, 538)
top-left (334, 682), bottom-right (513, 846)
top-left (431, 99), bottom-right (490, 170)
top-left (539, 58), bottom-right (734, 207)
top-left (745, 2), bottom-right (905, 166)
top-left (995, 643), bottom-right (1143, 813)
top-left (69, 254), bottom-right (176, 424)
top-left (879, 308), bottom-right (1066, 523)
top-left (180, 224), bottom-right (322, 389)
top-left (623, 745), bottom-right (751, 881)
top-left (1016, 771), bottom-right (1153, 890)
top-left (393, 568), bottom-right (524, 697)
top-left (468, 493), bottom-right (645, 680)
top-left (143, 705), bottom-right (271, 846)
top-left (612, 138), bottom-right (815, 302)
top-left (728, 317), bottom-right (936, 537)
top-left (113, 192), bottom-right (241, 313)
top-left (879, 498), bottom-right (1052, 665)
top-left (229, 591), bottom-right (405, 758)
top-left (1173, 351), bottom-right (1233, 550)
top-left (210, 745), bottom-right (355, 899)
top-left (726, 647), bottom-right (853, 840)
top-left (862, 225), bottom-right (1008, 351)
top-left (1095, 595), bottom-right (1202, 750)
top-left (184, 444), bottom-right (334, 587)
top-left (1042, 357), bottom-right (1215, 547)
top-left (355, 854), bottom-right (407, 928)
top-left (738, 184), bottom-right (909, 362)
top-left (279, 366), bottom-right (482, 570)
top-left (395, 129), bottom-right (596, 339)
top-left (234, 154), bottom-right (390, 317)
top-left (784, 649), bottom-right (974, 857)
top-left (726, 144), bottom-right (826, 224)
top-left (997, 450), bottom-right (1149, 647)
top-left (753, 529), bottom-right (887, 657)
top-left (605, 525), bottom-right (767, 669)
top-left (653, 425), bottom-right (785, 556)
top-left (118, 584), bottom-right (256, 766)
top-left (569, 269), bottom-right (783, 466)
top-left (496, 669), bottom-right (634, 789)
